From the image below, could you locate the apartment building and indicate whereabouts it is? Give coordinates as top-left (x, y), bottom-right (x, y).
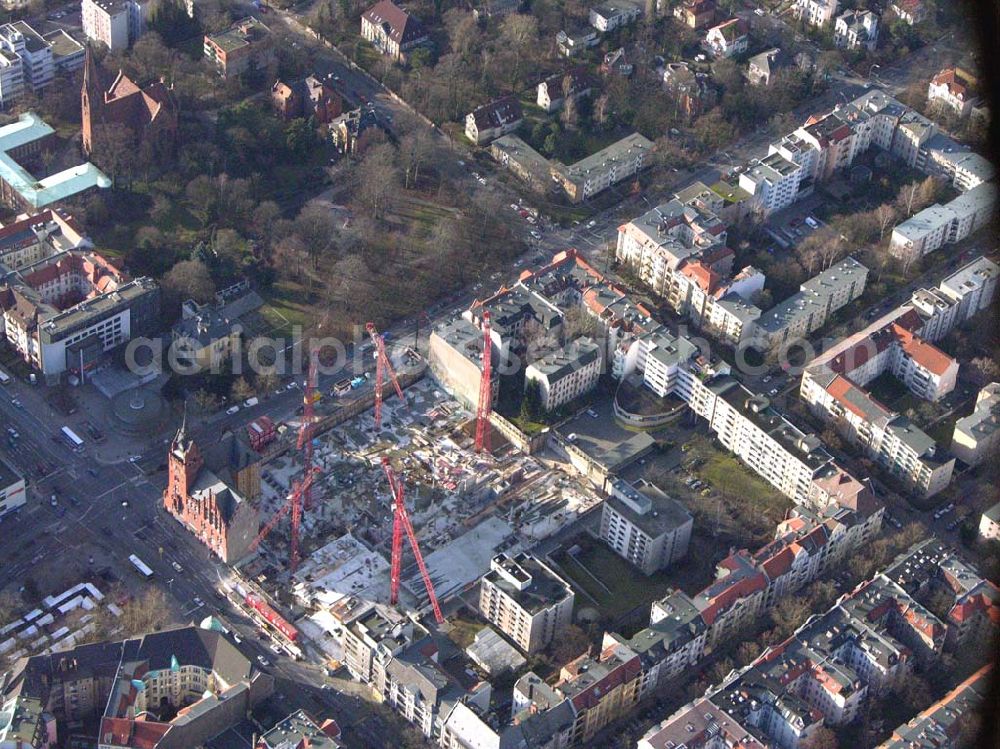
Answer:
top-left (256, 710), bottom-right (343, 748)
top-left (537, 68), bottom-right (592, 113)
top-left (489, 134), bottom-right (552, 192)
top-left (951, 382), bottom-right (1000, 466)
top-left (704, 17), bottom-right (748, 58)
top-left (738, 151), bottom-right (802, 216)
top-left (204, 17), bottom-right (274, 78)
top-left (640, 552), bottom-right (956, 749)
top-left (979, 502), bottom-right (1000, 541)
top-left (600, 477), bottom-right (692, 574)
top-left (691, 376), bottom-right (835, 505)
top-left (373, 633), bottom-right (491, 742)
top-left (588, 0), bottom-right (642, 31)
top-left (552, 132), bottom-right (652, 203)
top-left (360, 0), bottom-right (428, 62)
top-left (796, 0), bottom-right (838, 27)
top-left (834, 9), bottom-right (878, 51)
top-left (524, 337), bottom-right (601, 411)
top-left (0, 626), bottom-right (274, 749)
top-left (82, 0), bottom-right (146, 51)
top-left (479, 553), bottom-right (574, 653)
top-left (0, 453), bottom-right (25, 519)
top-left (800, 310), bottom-right (961, 496)
top-left (465, 96), bottom-right (523, 145)
top-left (928, 67), bottom-right (980, 119)
top-left (890, 182), bottom-right (997, 259)
top-left (428, 316), bottom-right (500, 410)
top-left (880, 666), bottom-right (992, 749)
top-left (0, 209), bottom-right (88, 272)
top-left (754, 257), bottom-right (869, 352)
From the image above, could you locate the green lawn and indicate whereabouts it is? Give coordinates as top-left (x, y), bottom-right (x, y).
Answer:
top-left (445, 615), bottom-right (483, 650)
top-left (550, 534), bottom-right (714, 623)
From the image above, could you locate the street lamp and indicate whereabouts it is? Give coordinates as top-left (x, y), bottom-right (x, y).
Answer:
top-left (869, 63), bottom-right (881, 81)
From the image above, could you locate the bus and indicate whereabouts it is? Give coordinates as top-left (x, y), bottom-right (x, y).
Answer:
top-left (60, 426), bottom-right (84, 452)
top-left (128, 554), bottom-right (154, 579)
top-left (0, 368), bottom-right (10, 386)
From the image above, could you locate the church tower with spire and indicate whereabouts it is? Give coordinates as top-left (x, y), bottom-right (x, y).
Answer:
top-left (81, 46), bottom-right (103, 156)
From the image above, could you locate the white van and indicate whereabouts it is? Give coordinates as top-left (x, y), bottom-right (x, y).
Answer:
top-left (243, 397), bottom-right (259, 408)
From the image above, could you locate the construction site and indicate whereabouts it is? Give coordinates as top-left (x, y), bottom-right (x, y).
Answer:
top-left (235, 324), bottom-right (603, 659)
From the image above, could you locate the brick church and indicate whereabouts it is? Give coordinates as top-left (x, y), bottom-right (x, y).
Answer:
top-left (81, 46), bottom-right (178, 157)
top-left (163, 416), bottom-right (260, 564)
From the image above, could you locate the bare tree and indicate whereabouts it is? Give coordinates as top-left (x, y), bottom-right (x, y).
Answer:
top-left (500, 14), bottom-right (539, 87)
top-left (356, 143), bottom-right (401, 220)
top-left (399, 129), bottom-right (434, 189)
top-left (876, 203), bottom-right (896, 240)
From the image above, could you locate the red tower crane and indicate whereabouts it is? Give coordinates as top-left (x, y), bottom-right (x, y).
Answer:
top-left (381, 457), bottom-right (444, 624)
top-left (475, 311), bottom-right (493, 454)
top-left (366, 322), bottom-right (406, 431)
top-left (249, 468), bottom-right (315, 572)
top-left (298, 347), bottom-right (318, 510)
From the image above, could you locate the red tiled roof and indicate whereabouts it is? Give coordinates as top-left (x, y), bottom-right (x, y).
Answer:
top-left (681, 261), bottom-right (722, 295)
top-left (890, 323), bottom-right (956, 376)
top-left (700, 572), bottom-right (767, 626)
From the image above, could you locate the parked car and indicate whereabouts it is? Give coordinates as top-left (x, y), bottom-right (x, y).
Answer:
top-left (226, 405), bottom-right (240, 415)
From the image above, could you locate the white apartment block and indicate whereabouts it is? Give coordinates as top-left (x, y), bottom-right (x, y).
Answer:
top-left (479, 553), bottom-right (574, 653)
top-left (738, 151), bottom-right (802, 216)
top-left (796, 0), bottom-right (838, 27)
top-left (524, 337), bottom-right (601, 411)
top-left (0, 22), bottom-right (83, 106)
top-left (938, 256), bottom-right (998, 322)
top-left (890, 182), bottom-right (997, 259)
top-left (693, 379), bottom-right (834, 504)
top-left (600, 477), bottom-right (693, 575)
top-left (589, 0), bottom-right (642, 31)
top-left (753, 257), bottom-right (869, 352)
top-left (82, 0), bottom-right (147, 51)
top-left (951, 383), bottom-right (1000, 466)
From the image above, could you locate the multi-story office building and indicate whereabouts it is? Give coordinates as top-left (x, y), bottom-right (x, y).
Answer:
top-left (600, 477), bottom-right (692, 574)
top-left (479, 553), bottom-right (574, 653)
top-left (524, 337), bottom-right (601, 411)
top-left (0, 246), bottom-right (159, 379)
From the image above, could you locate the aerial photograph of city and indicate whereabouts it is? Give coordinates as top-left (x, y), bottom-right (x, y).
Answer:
top-left (0, 0), bottom-right (997, 746)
